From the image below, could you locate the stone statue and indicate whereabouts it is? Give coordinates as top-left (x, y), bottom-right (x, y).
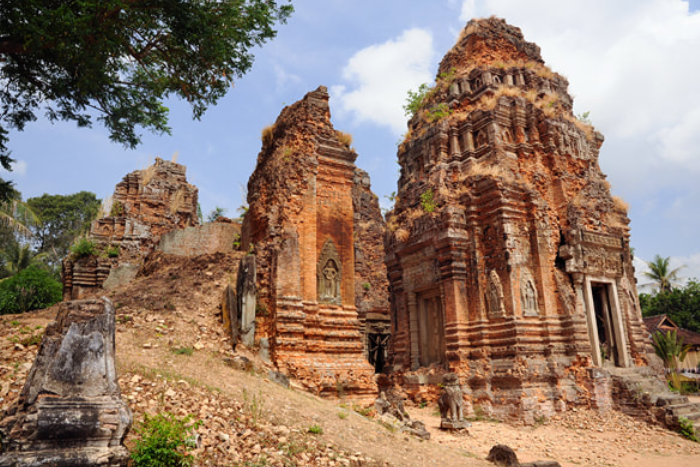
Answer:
top-left (323, 260), bottom-right (339, 299)
top-left (438, 373), bottom-right (470, 430)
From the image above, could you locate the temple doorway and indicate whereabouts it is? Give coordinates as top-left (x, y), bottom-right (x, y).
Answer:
top-left (417, 291), bottom-right (446, 367)
top-left (368, 334), bottom-right (389, 373)
top-left (584, 279), bottom-right (629, 368)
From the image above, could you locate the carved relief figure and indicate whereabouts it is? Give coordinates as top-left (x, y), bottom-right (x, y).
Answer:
top-left (520, 269), bottom-right (539, 316)
top-left (322, 260), bottom-right (340, 299)
top-left (317, 238), bottom-right (342, 304)
top-left (488, 270), bottom-right (505, 317)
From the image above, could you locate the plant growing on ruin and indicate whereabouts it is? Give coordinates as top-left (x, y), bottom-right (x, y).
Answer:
top-left (404, 83), bottom-right (432, 118)
top-left (420, 189), bottom-right (437, 213)
top-left (131, 412), bottom-right (201, 467)
top-left (261, 124), bottom-right (275, 147)
top-left (426, 103), bottom-right (452, 122)
top-left (110, 200), bottom-right (124, 217)
top-left (70, 237), bottom-right (97, 258)
top-left (362, 282), bottom-right (371, 291)
top-left (336, 130), bottom-right (353, 148)
top-left (105, 244), bottom-right (120, 258)
top-left (308, 424), bottom-right (323, 435)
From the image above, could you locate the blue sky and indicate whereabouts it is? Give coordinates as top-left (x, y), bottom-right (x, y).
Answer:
top-left (4, 0), bottom-right (700, 283)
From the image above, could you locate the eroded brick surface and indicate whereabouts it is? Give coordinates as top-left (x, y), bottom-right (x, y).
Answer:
top-left (385, 18), bottom-right (652, 422)
top-left (63, 158), bottom-right (199, 299)
top-left (241, 87), bottom-right (383, 398)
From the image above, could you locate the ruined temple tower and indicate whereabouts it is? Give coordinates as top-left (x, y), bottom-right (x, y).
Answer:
top-left (385, 18), bottom-right (652, 420)
top-left (241, 87), bottom-right (387, 397)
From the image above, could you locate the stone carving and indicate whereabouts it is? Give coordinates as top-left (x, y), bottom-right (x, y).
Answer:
top-left (374, 391), bottom-right (430, 440)
top-left (520, 269), bottom-right (539, 316)
top-left (233, 255), bottom-right (256, 348)
top-left (318, 239), bottom-right (341, 304)
top-left (386, 17), bottom-right (651, 421)
top-left (0, 298), bottom-right (132, 466)
top-left (488, 270), bottom-right (505, 317)
top-left (438, 373), bottom-right (470, 430)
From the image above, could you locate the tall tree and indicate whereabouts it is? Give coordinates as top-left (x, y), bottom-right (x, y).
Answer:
top-left (27, 191), bottom-right (101, 267)
top-left (640, 279), bottom-right (700, 333)
top-left (642, 255), bottom-right (684, 293)
top-left (0, 0), bottom-right (294, 202)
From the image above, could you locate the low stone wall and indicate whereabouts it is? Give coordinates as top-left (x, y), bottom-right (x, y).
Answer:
top-left (157, 222), bottom-right (240, 256)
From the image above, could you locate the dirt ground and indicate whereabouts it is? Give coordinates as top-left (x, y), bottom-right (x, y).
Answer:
top-left (2, 254), bottom-right (700, 466)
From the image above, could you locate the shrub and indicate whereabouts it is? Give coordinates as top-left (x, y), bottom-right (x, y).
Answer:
top-left (362, 282), bottom-right (371, 291)
top-left (420, 189), bottom-right (436, 213)
top-left (336, 130), bottom-right (353, 147)
top-left (678, 417), bottom-right (699, 443)
top-left (110, 200), bottom-right (124, 217)
top-left (105, 244), bottom-right (120, 258)
top-left (131, 412), bottom-right (201, 467)
top-left (0, 266), bottom-right (62, 314)
top-left (307, 424), bottom-right (323, 435)
top-left (403, 83), bottom-right (432, 118)
top-left (71, 237), bottom-right (97, 258)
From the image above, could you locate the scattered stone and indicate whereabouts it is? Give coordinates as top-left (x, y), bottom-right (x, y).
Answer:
top-left (268, 370), bottom-right (290, 389)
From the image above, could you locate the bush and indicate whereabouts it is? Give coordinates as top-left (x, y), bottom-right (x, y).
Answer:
top-left (70, 237), bottom-right (97, 258)
top-left (0, 266), bottom-right (62, 314)
top-left (131, 412), bottom-right (201, 467)
top-left (105, 244), bottom-right (120, 258)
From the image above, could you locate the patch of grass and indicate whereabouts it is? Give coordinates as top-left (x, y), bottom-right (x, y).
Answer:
top-left (420, 189), bottom-right (437, 213)
top-left (20, 333), bottom-right (42, 346)
top-left (352, 404), bottom-right (373, 418)
top-left (337, 411), bottom-right (348, 420)
top-left (117, 315), bottom-right (132, 324)
top-left (261, 124), bottom-right (274, 147)
top-left (336, 130), bottom-right (353, 148)
top-left (419, 401), bottom-right (427, 409)
top-left (243, 388), bottom-right (265, 427)
top-left (307, 424), bottom-right (323, 435)
top-left (10, 320), bottom-right (20, 326)
top-left (362, 282), bottom-right (371, 291)
top-left (171, 346), bottom-right (194, 357)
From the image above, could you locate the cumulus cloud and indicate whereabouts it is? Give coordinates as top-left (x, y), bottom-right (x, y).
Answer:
top-left (331, 28), bottom-right (435, 134)
top-left (272, 62), bottom-right (301, 92)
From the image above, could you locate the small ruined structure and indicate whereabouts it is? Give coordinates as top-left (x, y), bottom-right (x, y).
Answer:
top-left (240, 86), bottom-right (387, 397)
top-left (62, 158), bottom-right (202, 299)
top-left (385, 18), bottom-right (652, 421)
top-left (0, 298), bottom-right (131, 466)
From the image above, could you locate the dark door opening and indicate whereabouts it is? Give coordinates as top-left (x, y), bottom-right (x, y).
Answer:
top-left (591, 283), bottom-right (619, 367)
top-left (368, 333), bottom-right (389, 373)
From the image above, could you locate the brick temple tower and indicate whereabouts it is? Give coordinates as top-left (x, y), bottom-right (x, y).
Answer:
top-left (385, 18), bottom-right (653, 421)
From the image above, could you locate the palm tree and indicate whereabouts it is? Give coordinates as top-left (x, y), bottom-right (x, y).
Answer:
top-left (0, 193), bottom-right (39, 238)
top-left (652, 330), bottom-right (691, 371)
top-left (642, 255), bottom-right (684, 293)
top-left (1, 243), bottom-right (46, 275)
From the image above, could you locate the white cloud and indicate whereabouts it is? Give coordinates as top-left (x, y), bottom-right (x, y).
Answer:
top-left (332, 28), bottom-right (435, 135)
top-left (458, 0), bottom-right (700, 197)
top-left (272, 62), bottom-right (301, 92)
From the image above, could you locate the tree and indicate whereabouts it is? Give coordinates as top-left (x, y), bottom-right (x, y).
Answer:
top-left (0, 0), bottom-right (294, 202)
top-left (640, 279), bottom-right (700, 333)
top-left (651, 329), bottom-right (691, 371)
top-left (0, 191), bottom-right (39, 238)
top-left (642, 255), bottom-right (684, 293)
top-left (1, 242), bottom-right (46, 276)
top-left (0, 265), bottom-right (62, 314)
top-left (27, 191), bottom-right (101, 268)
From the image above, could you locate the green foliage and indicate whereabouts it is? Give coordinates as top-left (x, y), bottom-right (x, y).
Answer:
top-left (131, 412), bottom-right (201, 467)
top-left (577, 111), bottom-right (592, 124)
top-left (27, 192), bottom-right (101, 268)
top-left (70, 237), bottom-right (97, 258)
top-left (426, 103), bottom-right (452, 122)
top-left (640, 279), bottom-right (700, 333)
top-left (105, 244), bottom-right (120, 258)
top-left (642, 255), bottom-right (684, 293)
top-left (307, 424), bottom-right (323, 435)
top-left (403, 83), bottom-right (432, 118)
top-left (420, 189), bottom-right (437, 213)
top-left (1, 243), bottom-right (46, 275)
top-left (206, 206), bottom-right (227, 223)
top-left (678, 417), bottom-right (699, 443)
top-left (652, 330), bottom-right (691, 370)
top-left (110, 200), bottom-right (124, 217)
top-left (171, 347), bottom-right (194, 357)
top-left (362, 282), bottom-right (371, 291)
top-left (0, 266), bottom-right (62, 314)
top-left (0, 1), bottom-right (294, 201)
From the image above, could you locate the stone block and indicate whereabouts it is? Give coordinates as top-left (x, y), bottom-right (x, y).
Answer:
top-left (102, 263), bottom-right (140, 290)
top-left (0, 297), bottom-right (131, 466)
